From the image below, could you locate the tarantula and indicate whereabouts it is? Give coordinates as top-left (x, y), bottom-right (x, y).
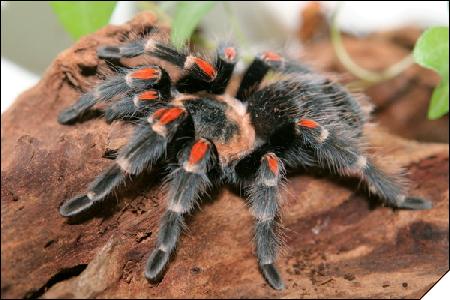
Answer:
top-left (58, 34), bottom-right (432, 290)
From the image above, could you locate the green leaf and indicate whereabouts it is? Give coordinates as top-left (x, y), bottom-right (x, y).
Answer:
top-left (171, 1), bottom-right (216, 49)
top-left (428, 80), bottom-right (449, 119)
top-left (413, 26), bottom-right (449, 119)
top-left (50, 1), bottom-right (117, 40)
top-left (414, 27), bottom-right (449, 72)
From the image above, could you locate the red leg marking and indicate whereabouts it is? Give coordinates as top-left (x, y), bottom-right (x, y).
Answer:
top-left (152, 108), bottom-right (168, 120)
top-left (159, 107), bottom-right (185, 125)
top-left (265, 153), bottom-right (279, 175)
top-left (138, 90), bottom-right (159, 101)
top-left (224, 47), bottom-right (236, 61)
top-left (298, 119), bottom-right (319, 129)
top-left (188, 139), bottom-right (210, 165)
top-left (130, 67), bottom-right (160, 80)
top-left (262, 51), bottom-right (282, 62)
top-left (152, 107), bottom-right (185, 125)
top-left (193, 57), bottom-right (217, 79)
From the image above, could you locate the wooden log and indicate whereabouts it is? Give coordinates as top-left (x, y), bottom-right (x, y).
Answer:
top-left (1, 12), bottom-right (448, 299)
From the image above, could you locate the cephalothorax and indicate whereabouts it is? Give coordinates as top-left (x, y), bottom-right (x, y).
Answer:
top-left (58, 34), bottom-right (432, 290)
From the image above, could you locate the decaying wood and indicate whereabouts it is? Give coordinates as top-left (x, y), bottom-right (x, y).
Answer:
top-left (1, 12), bottom-right (448, 299)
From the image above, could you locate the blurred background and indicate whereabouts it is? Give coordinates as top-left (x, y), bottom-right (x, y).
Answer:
top-left (1, 1), bottom-right (449, 144)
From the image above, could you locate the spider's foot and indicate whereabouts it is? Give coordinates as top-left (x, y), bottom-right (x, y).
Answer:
top-left (396, 196), bottom-right (433, 210)
top-left (58, 105), bottom-right (86, 125)
top-left (261, 263), bottom-right (285, 290)
top-left (97, 46), bottom-right (122, 59)
top-left (58, 93), bottom-right (96, 125)
top-left (58, 108), bottom-right (77, 124)
top-left (59, 194), bottom-right (94, 217)
top-left (144, 249), bottom-right (170, 281)
top-left (97, 41), bottom-right (145, 59)
top-left (259, 51), bottom-right (284, 69)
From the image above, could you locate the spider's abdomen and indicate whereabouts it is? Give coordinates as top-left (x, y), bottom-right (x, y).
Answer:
top-left (247, 77), bottom-right (369, 141)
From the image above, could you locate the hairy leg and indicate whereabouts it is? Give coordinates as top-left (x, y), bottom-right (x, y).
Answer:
top-left (59, 105), bottom-right (188, 217)
top-left (296, 118), bottom-right (432, 210)
top-left (104, 88), bottom-right (170, 123)
top-left (58, 65), bottom-right (170, 124)
top-left (145, 138), bottom-right (217, 280)
top-left (236, 51), bottom-right (311, 101)
top-left (242, 152), bottom-right (286, 290)
top-left (98, 39), bottom-right (219, 83)
top-left (176, 43), bottom-right (238, 94)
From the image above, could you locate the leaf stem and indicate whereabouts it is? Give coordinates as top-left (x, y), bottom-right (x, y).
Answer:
top-left (330, 3), bottom-right (414, 87)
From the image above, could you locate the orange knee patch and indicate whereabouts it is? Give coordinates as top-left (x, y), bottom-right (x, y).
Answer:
top-left (138, 90), bottom-right (159, 101)
top-left (262, 51), bottom-right (282, 62)
top-left (130, 67), bottom-right (160, 80)
top-left (152, 108), bottom-right (167, 119)
top-left (265, 153), bottom-right (279, 175)
top-left (193, 57), bottom-right (217, 79)
top-left (298, 119), bottom-right (319, 129)
top-left (188, 139), bottom-right (210, 165)
top-left (224, 47), bottom-right (236, 61)
top-left (153, 107), bottom-right (185, 125)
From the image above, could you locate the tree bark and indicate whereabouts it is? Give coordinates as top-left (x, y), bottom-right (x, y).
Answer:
top-left (1, 12), bottom-right (448, 299)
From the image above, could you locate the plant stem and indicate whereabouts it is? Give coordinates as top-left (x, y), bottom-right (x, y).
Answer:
top-left (330, 3), bottom-right (415, 87)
